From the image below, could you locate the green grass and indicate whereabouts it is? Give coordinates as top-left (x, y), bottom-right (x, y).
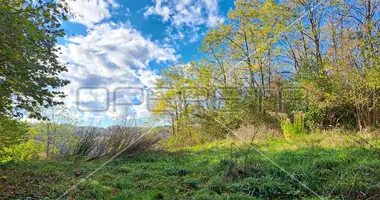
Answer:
top-left (1, 142), bottom-right (380, 199)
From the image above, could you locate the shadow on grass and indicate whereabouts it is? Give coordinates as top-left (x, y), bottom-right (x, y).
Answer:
top-left (1, 147), bottom-right (379, 199)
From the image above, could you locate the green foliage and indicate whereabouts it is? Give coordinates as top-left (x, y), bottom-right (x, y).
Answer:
top-left (0, 115), bottom-right (28, 159)
top-left (1, 125), bottom-right (46, 163)
top-left (1, 134), bottom-right (45, 163)
top-left (278, 112), bottom-right (306, 140)
top-left (1, 0), bottom-right (379, 197)
top-left (37, 106), bottom-right (78, 158)
top-left (0, 0), bottom-right (71, 118)
top-left (153, 0), bottom-right (380, 147)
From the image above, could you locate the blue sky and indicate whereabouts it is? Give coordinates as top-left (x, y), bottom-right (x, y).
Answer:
top-left (57, 0), bottom-right (235, 126)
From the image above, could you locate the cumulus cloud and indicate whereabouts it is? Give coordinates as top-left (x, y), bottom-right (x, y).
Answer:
top-left (144, 0), bottom-right (224, 43)
top-left (66, 0), bottom-right (119, 27)
top-left (144, 0), bottom-right (222, 28)
top-left (59, 22), bottom-right (178, 120)
top-left (138, 70), bottom-right (161, 88)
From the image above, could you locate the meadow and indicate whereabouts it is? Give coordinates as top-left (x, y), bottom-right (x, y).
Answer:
top-left (1, 131), bottom-right (380, 200)
top-left (1, 0), bottom-right (380, 199)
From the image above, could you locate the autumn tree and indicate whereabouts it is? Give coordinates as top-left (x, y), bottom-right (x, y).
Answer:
top-left (154, 0), bottom-right (380, 146)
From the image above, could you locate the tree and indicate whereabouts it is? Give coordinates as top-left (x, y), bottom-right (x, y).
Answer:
top-left (0, 115), bottom-right (28, 158)
top-left (0, 0), bottom-right (71, 119)
top-left (38, 105), bottom-right (77, 158)
top-left (203, 0), bottom-right (288, 114)
top-left (153, 65), bottom-right (192, 137)
top-left (153, 0), bottom-right (380, 147)
top-left (295, 0), bottom-right (380, 130)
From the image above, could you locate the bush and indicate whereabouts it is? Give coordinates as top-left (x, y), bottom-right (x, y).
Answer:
top-left (104, 126), bottom-right (159, 156)
top-left (0, 115), bottom-right (29, 161)
top-left (70, 120), bottom-right (160, 160)
top-left (71, 126), bottom-right (101, 160)
top-left (278, 112), bottom-right (306, 140)
top-left (2, 140), bottom-right (45, 162)
top-left (1, 127), bottom-right (45, 162)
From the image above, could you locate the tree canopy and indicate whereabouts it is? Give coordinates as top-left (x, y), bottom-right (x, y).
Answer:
top-left (0, 0), bottom-right (70, 119)
top-left (153, 0), bottom-right (380, 145)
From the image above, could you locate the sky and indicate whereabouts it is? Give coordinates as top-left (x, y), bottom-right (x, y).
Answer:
top-left (57, 0), bottom-right (236, 127)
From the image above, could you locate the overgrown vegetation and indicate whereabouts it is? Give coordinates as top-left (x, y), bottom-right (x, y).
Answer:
top-left (2, 135), bottom-right (380, 199)
top-left (0, 116), bottom-right (29, 160)
top-left (0, 0), bottom-right (379, 199)
top-left (153, 0), bottom-right (380, 146)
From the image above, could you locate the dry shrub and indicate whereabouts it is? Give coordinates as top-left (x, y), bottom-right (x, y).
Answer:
top-left (103, 110), bottom-right (161, 156)
top-left (71, 126), bottom-right (101, 160)
top-left (104, 126), bottom-right (160, 156)
top-left (232, 123), bottom-right (281, 142)
top-left (71, 111), bottom-right (161, 160)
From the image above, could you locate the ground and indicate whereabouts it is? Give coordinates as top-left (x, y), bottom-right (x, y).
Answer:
top-left (1, 139), bottom-right (380, 199)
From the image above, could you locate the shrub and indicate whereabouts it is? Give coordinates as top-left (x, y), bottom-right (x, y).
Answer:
top-left (278, 112), bottom-right (306, 140)
top-left (71, 126), bottom-right (101, 160)
top-left (0, 115), bottom-right (29, 161)
top-left (1, 127), bottom-right (45, 162)
top-left (164, 125), bottom-right (204, 148)
top-left (104, 126), bottom-right (159, 156)
top-left (70, 125), bottom-right (160, 161)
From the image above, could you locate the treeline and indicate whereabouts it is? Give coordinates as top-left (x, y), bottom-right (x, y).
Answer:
top-left (153, 0), bottom-right (380, 146)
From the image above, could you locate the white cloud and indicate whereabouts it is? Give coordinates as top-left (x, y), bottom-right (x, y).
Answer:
top-left (144, 0), bottom-right (171, 21)
top-left (146, 0), bottom-right (223, 26)
top-left (138, 70), bottom-right (160, 88)
top-left (144, 0), bottom-right (224, 43)
top-left (144, 0), bottom-right (224, 27)
top-left (66, 0), bottom-right (119, 27)
top-left (59, 22), bottom-right (178, 120)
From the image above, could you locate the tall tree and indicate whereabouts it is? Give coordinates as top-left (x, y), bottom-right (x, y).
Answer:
top-left (0, 0), bottom-right (70, 119)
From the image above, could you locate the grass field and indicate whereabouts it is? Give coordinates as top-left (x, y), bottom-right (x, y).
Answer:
top-left (1, 137), bottom-right (380, 200)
